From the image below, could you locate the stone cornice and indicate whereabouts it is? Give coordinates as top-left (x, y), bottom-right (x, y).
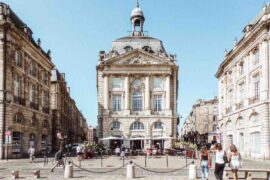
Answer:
top-left (216, 19), bottom-right (270, 78)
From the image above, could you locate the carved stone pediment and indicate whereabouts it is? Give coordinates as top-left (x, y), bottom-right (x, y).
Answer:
top-left (102, 50), bottom-right (172, 65)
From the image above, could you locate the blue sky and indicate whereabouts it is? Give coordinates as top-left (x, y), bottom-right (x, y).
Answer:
top-left (2, 0), bottom-right (266, 128)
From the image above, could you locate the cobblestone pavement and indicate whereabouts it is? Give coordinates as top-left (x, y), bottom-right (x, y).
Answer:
top-left (0, 156), bottom-right (269, 179)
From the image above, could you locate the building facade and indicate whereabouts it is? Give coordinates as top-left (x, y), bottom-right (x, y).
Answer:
top-left (181, 98), bottom-right (218, 144)
top-left (51, 69), bottom-right (88, 150)
top-left (96, 3), bottom-right (179, 151)
top-left (0, 3), bottom-right (54, 159)
top-left (216, 5), bottom-right (270, 159)
top-left (88, 126), bottom-right (98, 144)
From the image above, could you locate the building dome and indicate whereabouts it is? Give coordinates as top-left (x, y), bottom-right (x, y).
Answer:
top-left (131, 7), bottom-right (144, 18)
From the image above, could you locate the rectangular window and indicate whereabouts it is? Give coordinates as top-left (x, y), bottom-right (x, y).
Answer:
top-left (112, 78), bottom-right (122, 88)
top-left (254, 50), bottom-right (259, 65)
top-left (132, 92), bottom-right (142, 111)
top-left (14, 74), bottom-right (23, 97)
top-left (251, 132), bottom-right (260, 154)
top-left (30, 62), bottom-right (37, 77)
top-left (153, 95), bottom-right (162, 112)
top-left (112, 94), bottom-right (121, 112)
top-left (15, 50), bottom-right (22, 68)
top-left (228, 89), bottom-right (233, 107)
top-left (29, 84), bottom-right (37, 103)
top-left (239, 83), bottom-right (245, 102)
top-left (154, 77), bottom-right (163, 88)
top-left (239, 62), bottom-right (244, 75)
top-left (254, 75), bottom-right (260, 99)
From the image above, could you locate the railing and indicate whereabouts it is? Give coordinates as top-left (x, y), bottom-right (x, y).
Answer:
top-left (13, 96), bottom-right (25, 106)
top-left (235, 102), bottom-right (244, 110)
top-left (225, 106), bottom-right (232, 114)
top-left (30, 102), bottom-right (39, 110)
top-left (249, 96), bottom-right (259, 105)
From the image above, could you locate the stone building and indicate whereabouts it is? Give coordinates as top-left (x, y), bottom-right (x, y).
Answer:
top-left (216, 5), bottom-right (270, 159)
top-left (50, 69), bottom-right (88, 150)
top-left (88, 126), bottom-right (97, 144)
top-left (0, 3), bottom-right (54, 158)
top-left (182, 98), bottom-right (218, 144)
top-left (96, 3), bottom-right (179, 151)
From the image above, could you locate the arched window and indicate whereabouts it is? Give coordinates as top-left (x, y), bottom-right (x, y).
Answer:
top-left (226, 120), bottom-right (232, 129)
top-left (111, 121), bottom-right (121, 130)
top-left (124, 46), bottom-right (133, 53)
top-left (250, 113), bottom-right (258, 123)
top-left (130, 121), bottom-right (144, 130)
top-left (142, 46), bottom-right (153, 53)
top-left (132, 91), bottom-right (142, 111)
top-left (236, 116), bottom-right (243, 126)
top-left (154, 122), bottom-right (163, 129)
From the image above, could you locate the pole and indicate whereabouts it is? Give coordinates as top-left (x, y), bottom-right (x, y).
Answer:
top-left (145, 153), bottom-right (147, 167)
top-left (185, 147), bottom-right (187, 167)
top-left (101, 151), bottom-right (103, 167)
top-left (166, 154), bottom-right (168, 168)
top-left (123, 155), bottom-right (125, 167)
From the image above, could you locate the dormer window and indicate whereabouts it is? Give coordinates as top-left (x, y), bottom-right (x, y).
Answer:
top-left (124, 46), bottom-right (133, 53)
top-left (142, 46), bottom-right (153, 53)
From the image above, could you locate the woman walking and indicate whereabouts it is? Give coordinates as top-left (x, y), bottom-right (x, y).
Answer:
top-left (200, 146), bottom-right (210, 180)
top-left (211, 143), bottom-right (227, 180)
top-left (229, 144), bottom-right (241, 180)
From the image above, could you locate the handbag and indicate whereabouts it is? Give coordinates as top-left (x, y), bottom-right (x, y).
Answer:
top-left (223, 151), bottom-right (229, 163)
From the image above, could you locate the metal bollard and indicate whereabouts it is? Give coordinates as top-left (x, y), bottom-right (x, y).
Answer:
top-left (188, 161), bottom-right (197, 179)
top-left (223, 172), bottom-right (229, 180)
top-left (127, 161), bottom-right (135, 179)
top-left (33, 170), bottom-right (40, 179)
top-left (64, 164), bottom-right (73, 178)
top-left (11, 170), bottom-right (19, 179)
top-left (246, 172), bottom-right (253, 180)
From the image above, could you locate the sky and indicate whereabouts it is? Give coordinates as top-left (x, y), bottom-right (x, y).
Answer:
top-left (2, 0), bottom-right (266, 128)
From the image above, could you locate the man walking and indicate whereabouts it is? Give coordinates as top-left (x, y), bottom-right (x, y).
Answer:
top-left (28, 146), bottom-right (35, 163)
top-left (51, 148), bottom-right (65, 172)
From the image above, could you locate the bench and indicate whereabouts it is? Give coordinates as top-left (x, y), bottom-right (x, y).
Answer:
top-left (11, 170), bottom-right (19, 179)
top-left (225, 168), bottom-right (270, 179)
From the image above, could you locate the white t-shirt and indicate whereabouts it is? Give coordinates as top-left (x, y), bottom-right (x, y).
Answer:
top-left (216, 150), bottom-right (225, 164)
top-left (76, 146), bottom-right (82, 153)
top-left (28, 148), bottom-right (35, 155)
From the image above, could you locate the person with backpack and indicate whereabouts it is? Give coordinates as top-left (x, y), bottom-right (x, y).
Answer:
top-left (51, 148), bottom-right (65, 172)
top-left (211, 143), bottom-right (228, 180)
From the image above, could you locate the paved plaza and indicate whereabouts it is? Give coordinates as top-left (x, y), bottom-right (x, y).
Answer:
top-left (0, 155), bottom-right (270, 179)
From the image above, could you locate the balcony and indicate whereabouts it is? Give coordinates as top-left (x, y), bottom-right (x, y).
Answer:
top-left (13, 96), bottom-right (26, 106)
top-left (42, 107), bottom-right (50, 114)
top-left (30, 102), bottom-right (39, 110)
top-left (235, 102), bottom-right (244, 110)
top-left (249, 96), bottom-right (259, 105)
top-left (225, 107), bottom-right (232, 114)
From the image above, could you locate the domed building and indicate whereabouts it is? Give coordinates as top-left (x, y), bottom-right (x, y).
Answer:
top-left (96, 2), bottom-right (179, 152)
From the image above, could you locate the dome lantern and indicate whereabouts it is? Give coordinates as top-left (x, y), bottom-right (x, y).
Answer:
top-left (130, 0), bottom-right (145, 36)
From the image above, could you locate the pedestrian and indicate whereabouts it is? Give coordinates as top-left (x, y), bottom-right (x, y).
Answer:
top-left (115, 146), bottom-right (120, 156)
top-left (76, 144), bottom-right (83, 161)
top-left (229, 144), bottom-right (241, 180)
top-left (51, 148), bottom-right (65, 172)
top-left (28, 146), bottom-right (35, 163)
top-left (200, 146), bottom-right (210, 180)
top-left (211, 143), bottom-right (227, 180)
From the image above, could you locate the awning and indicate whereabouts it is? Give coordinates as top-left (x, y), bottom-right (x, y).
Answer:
top-left (151, 136), bottom-right (173, 140)
top-left (129, 137), bottom-right (150, 140)
top-left (99, 136), bottom-right (123, 141)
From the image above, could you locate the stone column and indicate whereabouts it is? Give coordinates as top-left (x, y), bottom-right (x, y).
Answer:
top-left (166, 75), bottom-right (170, 110)
top-left (103, 75), bottom-right (109, 110)
top-left (145, 76), bottom-right (150, 115)
top-left (124, 76), bottom-right (129, 109)
top-left (261, 40), bottom-right (269, 101)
